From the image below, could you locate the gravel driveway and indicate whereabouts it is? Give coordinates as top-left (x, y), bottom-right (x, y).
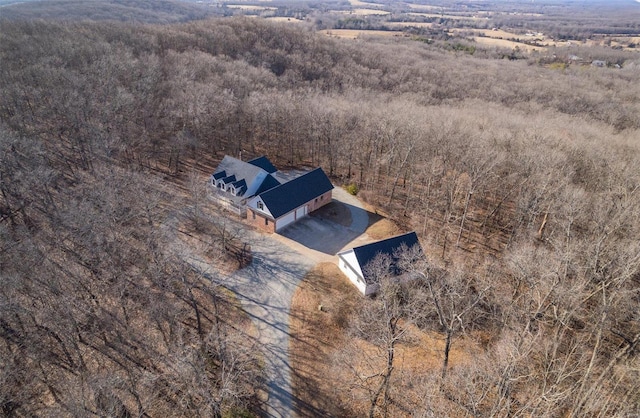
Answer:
top-left (276, 187), bottom-right (370, 257)
top-left (176, 185), bottom-right (369, 417)
top-left (227, 187), bottom-right (370, 417)
top-left (223, 232), bottom-right (315, 418)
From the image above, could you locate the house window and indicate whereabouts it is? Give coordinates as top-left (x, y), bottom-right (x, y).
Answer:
top-left (257, 201), bottom-right (264, 210)
top-left (321, 195), bottom-right (324, 200)
top-left (252, 212), bottom-right (256, 220)
top-left (265, 218), bottom-right (269, 226)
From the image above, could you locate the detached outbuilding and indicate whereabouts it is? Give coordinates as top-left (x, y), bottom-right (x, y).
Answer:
top-left (246, 167), bottom-right (334, 233)
top-left (338, 232), bottom-right (422, 295)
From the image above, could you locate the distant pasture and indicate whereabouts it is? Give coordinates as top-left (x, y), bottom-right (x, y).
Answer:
top-left (334, 8), bottom-right (391, 16)
top-left (348, 0), bottom-right (382, 8)
top-left (320, 29), bottom-right (403, 39)
top-left (471, 36), bottom-right (546, 52)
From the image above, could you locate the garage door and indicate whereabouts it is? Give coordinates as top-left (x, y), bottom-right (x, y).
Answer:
top-left (295, 205), bottom-right (307, 220)
top-left (276, 211), bottom-right (296, 231)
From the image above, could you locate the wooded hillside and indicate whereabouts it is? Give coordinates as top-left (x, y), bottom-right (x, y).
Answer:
top-left (1, 14), bottom-right (639, 417)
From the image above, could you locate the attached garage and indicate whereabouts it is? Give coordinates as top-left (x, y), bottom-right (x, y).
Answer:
top-left (246, 167), bottom-right (334, 234)
top-left (275, 211), bottom-right (296, 231)
top-left (295, 205), bottom-right (307, 219)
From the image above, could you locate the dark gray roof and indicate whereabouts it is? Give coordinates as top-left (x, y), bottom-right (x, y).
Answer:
top-left (212, 171), bottom-right (226, 180)
top-left (256, 174), bottom-right (281, 195)
top-left (248, 156), bottom-right (277, 174)
top-left (232, 179), bottom-right (247, 195)
top-left (258, 168), bottom-right (333, 219)
top-left (221, 174), bottom-right (236, 185)
top-left (350, 232), bottom-right (422, 283)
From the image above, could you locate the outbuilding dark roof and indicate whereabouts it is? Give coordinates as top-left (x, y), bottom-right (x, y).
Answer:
top-left (351, 232), bottom-right (422, 283)
top-left (248, 156), bottom-right (278, 174)
top-left (258, 168), bottom-right (334, 218)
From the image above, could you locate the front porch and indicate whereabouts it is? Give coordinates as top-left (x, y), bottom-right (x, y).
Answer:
top-left (209, 186), bottom-right (247, 218)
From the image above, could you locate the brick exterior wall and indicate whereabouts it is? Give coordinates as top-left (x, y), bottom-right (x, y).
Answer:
top-left (246, 209), bottom-right (276, 233)
top-left (307, 190), bottom-right (332, 213)
top-left (245, 190), bottom-right (332, 233)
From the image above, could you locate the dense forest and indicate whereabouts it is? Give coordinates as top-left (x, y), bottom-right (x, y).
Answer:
top-left (1, 8), bottom-right (639, 418)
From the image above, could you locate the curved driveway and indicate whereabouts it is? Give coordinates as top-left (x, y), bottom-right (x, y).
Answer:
top-left (334, 187), bottom-right (369, 234)
top-left (179, 186), bottom-right (369, 417)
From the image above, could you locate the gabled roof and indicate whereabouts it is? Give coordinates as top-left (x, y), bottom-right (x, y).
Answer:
top-left (212, 155), bottom-right (280, 198)
top-left (248, 156), bottom-right (277, 174)
top-left (345, 232), bottom-right (422, 283)
top-left (214, 156), bottom-right (264, 186)
top-left (232, 179), bottom-right (247, 195)
top-left (255, 174), bottom-right (281, 195)
top-left (221, 174), bottom-right (237, 185)
top-left (257, 168), bottom-right (333, 219)
top-left (212, 171), bottom-right (227, 181)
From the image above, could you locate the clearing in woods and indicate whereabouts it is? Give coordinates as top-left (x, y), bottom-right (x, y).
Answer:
top-left (289, 263), bottom-right (483, 416)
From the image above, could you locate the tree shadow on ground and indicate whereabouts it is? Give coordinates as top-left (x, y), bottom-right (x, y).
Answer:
top-left (278, 202), bottom-right (381, 255)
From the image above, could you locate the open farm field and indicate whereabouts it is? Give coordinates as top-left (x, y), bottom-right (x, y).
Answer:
top-left (478, 28), bottom-right (544, 40)
top-left (450, 28), bottom-right (548, 42)
top-left (348, 0), bottom-right (383, 8)
top-left (335, 8), bottom-right (391, 16)
top-left (405, 4), bottom-right (442, 12)
top-left (320, 28), bottom-right (402, 39)
top-left (472, 36), bottom-right (546, 52)
top-left (605, 36), bottom-right (640, 50)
